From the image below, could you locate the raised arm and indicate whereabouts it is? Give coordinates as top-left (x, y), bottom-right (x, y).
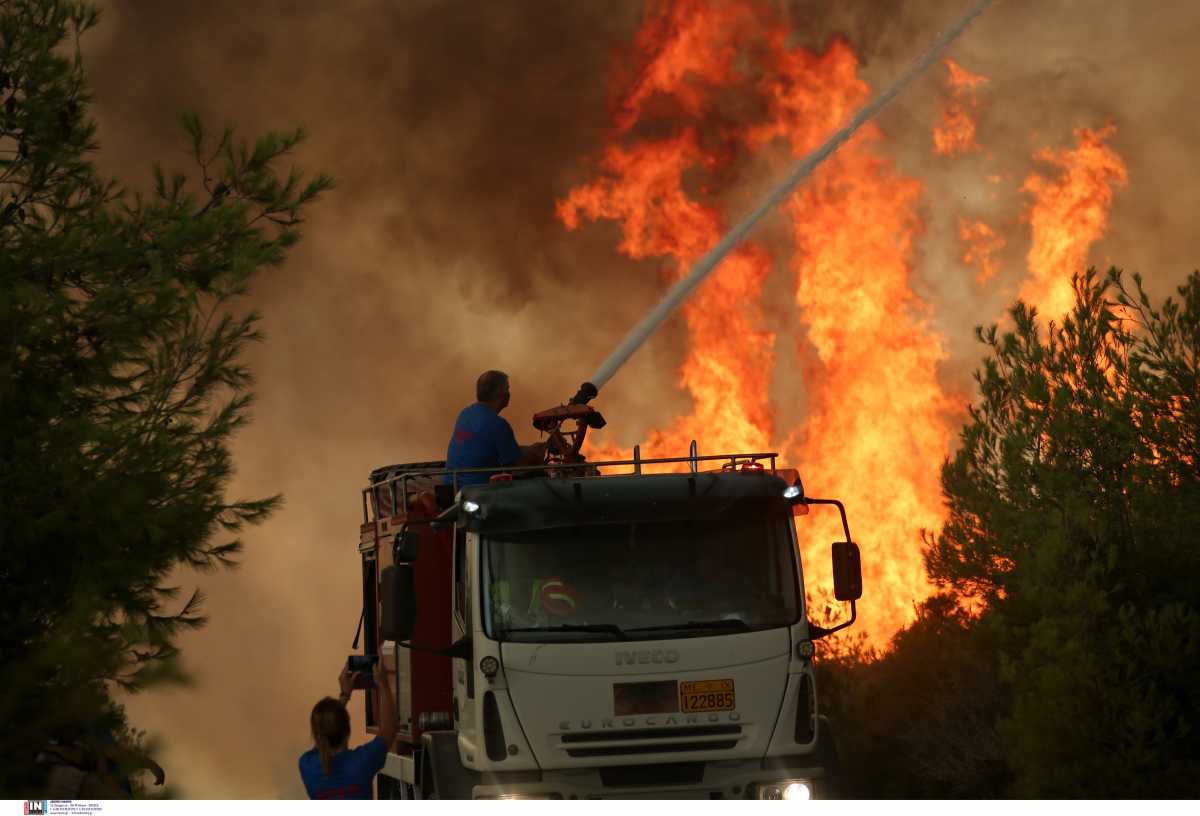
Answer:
top-left (337, 665), bottom-right (356, 707)
top-left (374, 659), bottom-right (398, 746)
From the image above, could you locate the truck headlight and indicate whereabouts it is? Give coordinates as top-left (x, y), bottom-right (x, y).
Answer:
top-left (494, 793), bottom-right (561, 800)
top-left (783, 781), bottom-right (812, 800)
top-left (756, 779), bottom-right (812, 800)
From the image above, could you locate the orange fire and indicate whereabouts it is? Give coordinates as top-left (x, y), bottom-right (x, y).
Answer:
top-left (560, 0), bottom-right (1128, 648)
top-left (933, 58), bottom-right (988, 156)
top-left (1021, 124), bottom-right (1128, 317)
top-left (769, 142), bottom-right (951, 649)
top-left (558, 131), bottom-right (776, 460)
top-left (612, 0), bottom-right (760, 135)
top-left (959, 218), bottom-right (1005, 284)
top-left (560, 0), bottom-right (955, 645)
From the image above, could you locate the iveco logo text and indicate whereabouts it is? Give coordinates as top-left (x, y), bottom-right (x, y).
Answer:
top-left (559, 712), bottom-right (742, 731)
top-left (615, 649), bottom-right (679, 666)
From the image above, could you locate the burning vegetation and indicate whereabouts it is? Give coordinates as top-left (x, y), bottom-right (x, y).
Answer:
top-left (553, 2), bottom-right (1200, 797)
top-left (1021, 124), bottom-right (1129, 317)
top-left (560, 0), bottom-right (1130, 647)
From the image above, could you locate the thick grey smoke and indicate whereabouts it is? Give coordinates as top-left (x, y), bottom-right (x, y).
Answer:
top-left (78, 0), bottom-right (1200, 797)
top-left (84, 0), bottom-right (651, 797)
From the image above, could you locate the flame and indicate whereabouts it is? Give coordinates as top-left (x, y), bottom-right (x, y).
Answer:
top-left (933, 58), bottom-right (988, 156)
top-left (560, 0), bottom-right (1129, 647)
top-left (786, 143), bottom-right (952, 642)
top-left (612, 0), bottom-right (760, 135)
top-left (560, 0), bottom-right (958, 645)
top-left (1021, 124), bottom-right (1128, 317)
top-left (557, 130), bottom-right (776, 462)
top-left (763, 120), bottom-right (952, 645)
top-left (959, 218), bottom-right (1005, 284)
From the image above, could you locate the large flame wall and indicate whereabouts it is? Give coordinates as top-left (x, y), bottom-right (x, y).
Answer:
top-left (562, 0), bottom-right (1128, 645)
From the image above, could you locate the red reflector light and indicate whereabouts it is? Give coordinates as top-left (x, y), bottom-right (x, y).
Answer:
top-left (489, 473), bottom-right (513, 483)
top-left (740, 462), bottom-right (764, 471)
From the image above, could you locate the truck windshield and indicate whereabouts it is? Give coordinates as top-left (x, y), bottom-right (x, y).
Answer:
top-left (482, 515), bottom-right (800, 642)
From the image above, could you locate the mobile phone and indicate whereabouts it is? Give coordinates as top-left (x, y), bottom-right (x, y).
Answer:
top-left (347, 654), bottom-right (378, 673)
top-left (346, 654), bottom-right (378, 688)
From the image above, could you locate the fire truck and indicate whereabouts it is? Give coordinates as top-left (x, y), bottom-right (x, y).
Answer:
top-left (352, 386), bottom-right (862, 799)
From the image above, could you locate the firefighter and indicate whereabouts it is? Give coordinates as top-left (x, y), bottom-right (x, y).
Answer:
top-left (445, 370), bottom-right (546, 486)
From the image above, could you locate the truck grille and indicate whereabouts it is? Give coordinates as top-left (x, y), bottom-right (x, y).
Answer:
top-left (558, 724), bottom-right (743, 758)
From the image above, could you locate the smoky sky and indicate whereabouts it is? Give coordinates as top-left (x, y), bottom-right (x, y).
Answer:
top-left (78, 0), bottom-right (1200, 797)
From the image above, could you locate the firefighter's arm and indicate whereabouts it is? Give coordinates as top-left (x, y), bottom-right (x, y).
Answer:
top-left (374, 659), bottom-right (398, 745)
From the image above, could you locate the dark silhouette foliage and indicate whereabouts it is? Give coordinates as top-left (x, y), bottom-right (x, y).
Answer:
top-left (0, 0), bottom-right (331, 795)
top-left (820, 268), bottom-right (1200, 797)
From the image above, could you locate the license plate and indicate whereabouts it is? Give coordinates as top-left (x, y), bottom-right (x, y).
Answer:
top-left (614, 680), bottom-right (680, 716)
top-left (680, 679), bottom-right (735, 713)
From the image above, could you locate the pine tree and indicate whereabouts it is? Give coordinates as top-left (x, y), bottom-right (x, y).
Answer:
top-left (0, 0), bottom-right (332, 794)
top-left (926, 267), bottom-right (1200, 796)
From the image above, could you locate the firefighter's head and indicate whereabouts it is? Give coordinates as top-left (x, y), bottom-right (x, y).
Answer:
top-left (476, 370), bottom-right (511, 412)
top-left (310, 698), bottom-right (350, 775)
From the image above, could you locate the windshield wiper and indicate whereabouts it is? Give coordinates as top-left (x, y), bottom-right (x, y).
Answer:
top-left (625, 618), bottom-right (750, 634)
top-left (501, 623), bottom-right (626, 638)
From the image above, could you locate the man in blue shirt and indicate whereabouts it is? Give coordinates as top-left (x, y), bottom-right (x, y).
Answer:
top-left (446, 370), bottom-right (546, 485)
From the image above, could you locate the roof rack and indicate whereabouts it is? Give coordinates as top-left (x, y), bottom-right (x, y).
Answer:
top-left (361, 441), bottom-right (781, 522)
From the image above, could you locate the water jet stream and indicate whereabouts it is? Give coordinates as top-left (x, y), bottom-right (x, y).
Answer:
top-left (586, 0), bottom-right (996, 391)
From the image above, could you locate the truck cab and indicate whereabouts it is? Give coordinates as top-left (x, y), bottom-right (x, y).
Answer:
top-left (357, 450), bottom-right (861, 799)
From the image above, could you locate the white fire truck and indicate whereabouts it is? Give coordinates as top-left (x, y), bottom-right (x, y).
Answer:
top-left (353, 391), bottom-right (861, 799)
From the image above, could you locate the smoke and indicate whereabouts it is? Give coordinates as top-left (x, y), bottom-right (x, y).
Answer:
top-left (850, 0), bottom-right (1199, 352)
top-left (84, 0), bottom-right (651, 797)
top-left (78, 0), bottom-right (1200, 797)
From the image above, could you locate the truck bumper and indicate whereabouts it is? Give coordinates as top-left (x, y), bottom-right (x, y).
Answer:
top-left (471, 760), bottom-right (827, 800)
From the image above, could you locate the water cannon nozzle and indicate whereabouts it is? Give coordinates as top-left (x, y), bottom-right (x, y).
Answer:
top-left (569, 381), bottom-right (599, 405)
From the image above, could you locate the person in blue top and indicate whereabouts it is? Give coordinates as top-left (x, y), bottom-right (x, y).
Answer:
top-left (446, 370), bottom-right (546, 486)
top-left (299, 659), bottom-right (396, 799)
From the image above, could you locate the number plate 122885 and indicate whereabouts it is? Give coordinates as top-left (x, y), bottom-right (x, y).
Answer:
top-left (679, 679), bottom-right (735, 713)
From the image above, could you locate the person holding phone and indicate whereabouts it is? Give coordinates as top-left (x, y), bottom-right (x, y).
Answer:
top-left (299, 659), bottom-right (397, 799)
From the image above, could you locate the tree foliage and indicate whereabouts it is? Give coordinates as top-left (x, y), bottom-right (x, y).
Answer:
top-left (820, 268), bottom-right (1200, 797)
top-left (0, 0), bottom-right (332, 795)
top-left (817, 596), bottom-right (1009, 797)
top-left (925, 267), bottom-right (1200, 796)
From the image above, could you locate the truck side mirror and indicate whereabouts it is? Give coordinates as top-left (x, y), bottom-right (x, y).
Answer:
top-left (394, 530), bottom-right (420, 562)
top-left (380, 564), bottom-right (416, 642)
top-left (831, 541), bottom-right (862, 601)
top-left (438, 636), bottom-right (473, 661)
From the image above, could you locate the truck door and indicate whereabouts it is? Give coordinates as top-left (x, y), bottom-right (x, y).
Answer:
top-left (452, 526), bottom-right (477, 746)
